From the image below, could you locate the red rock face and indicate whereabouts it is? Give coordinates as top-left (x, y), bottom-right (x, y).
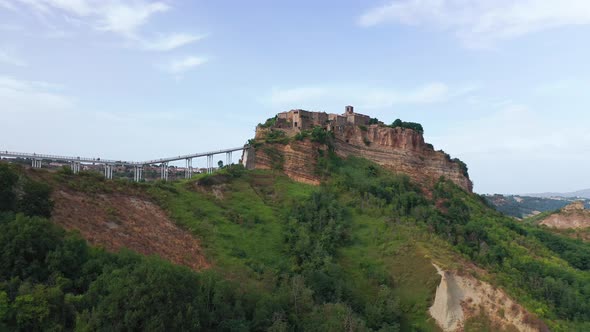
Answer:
top-left (244, 141), bottom-right (323, 185)
top-left (333, 125), bottom-right (473, 192)
top-left (247, 125), bottom-right (473, 192)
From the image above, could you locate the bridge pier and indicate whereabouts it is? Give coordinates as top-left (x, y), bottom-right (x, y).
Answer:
top-left (160, 162), bottom-right (169, 181)
top-left (206, 155), bottom-right (213, 174)
top-left (185, 158), bottom-right (192, 179)
top-left (70, 161), bottom-right (80, 174)
top-left (134, 166), bottom-right (143, 182)
top-left (32, 159), bottom-right (42, 168)
top-left (104, 164), bottom-right (113, 179)
top-left (226, 151), bottom-right (232, 167)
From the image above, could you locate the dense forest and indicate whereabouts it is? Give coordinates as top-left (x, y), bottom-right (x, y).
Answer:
top-left (1, 152), bottom-right (590, 331)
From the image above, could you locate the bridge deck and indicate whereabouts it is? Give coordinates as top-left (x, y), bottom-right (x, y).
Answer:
top-left (0, 146), bottom-right (248, 166)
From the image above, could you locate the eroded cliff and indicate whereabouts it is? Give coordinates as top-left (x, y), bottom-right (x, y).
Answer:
top-left (333, 125), bottom-right (472, 192)
top-left (540, 201), bottom-right (590, 229)
top-left (245, 123), bottom-right (473, 192)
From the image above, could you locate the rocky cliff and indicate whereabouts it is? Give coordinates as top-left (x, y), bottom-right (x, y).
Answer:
top-left (333, 125), bottom-right (472, 192)
top-left (244, 122), bottom-right (473, 192)
top-left (540, 201), bottom-right (590, 229)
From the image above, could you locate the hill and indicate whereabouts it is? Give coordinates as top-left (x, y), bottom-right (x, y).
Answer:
top-left (520, 201), bottom-right (590, 242)
top-left (1, 111), bottom-right (590, 331)
top-left (484, 194), bottom-right (590, 219)
top-left (525, 188), bottom-right (590, 199)
top-left (244, 108), bottom-right (472, 192)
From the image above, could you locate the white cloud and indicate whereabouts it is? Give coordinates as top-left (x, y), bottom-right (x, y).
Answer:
top-left (95, 2), bottom-right (169, 37)
top-left (358, 0), bottom-right (590, 47)
top-left (267, 82), bottom-right (477, 109)
top-left (0, 0), bottom-right (16, 10)
top-left (0, 76), bottom-right (74, 112)
top-left (0, 49), bottom-right (27, 67)
top-left (13, 0), bottom-right (170, 38)
top-left (164, 56), bottom-right (208, 74)
top-left (143, 33), bottom-right (205, 51)
top-left (429, 104), bottom-right (590, 192)
top-left (0, 77), bottom-right (250, 163)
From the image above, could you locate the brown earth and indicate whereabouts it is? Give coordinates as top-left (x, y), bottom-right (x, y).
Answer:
top-left (334, 125), bottom-right (472, 192)
top-left (429, 264), bottom-right (547, 332)
top-left (246, 124), bottom-right (472, 192)
top-left (51, 189), bottom-right (209, 270)
top-left (244, 140), bottom-right (325, 185)
top-left (540, 201), bottom-right (590, 229)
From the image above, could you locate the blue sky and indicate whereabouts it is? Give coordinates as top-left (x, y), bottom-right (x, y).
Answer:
top-left (1, 0), bottom-right (590, 194)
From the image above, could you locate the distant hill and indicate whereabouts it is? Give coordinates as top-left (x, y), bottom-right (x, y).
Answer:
top-left (484, 194), bottom-right (590, 219)
top-left (524, 188), bottom-right (590, 199)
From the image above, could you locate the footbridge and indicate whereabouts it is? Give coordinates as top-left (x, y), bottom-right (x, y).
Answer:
top-left (0, 145), bottom-right (249, 182)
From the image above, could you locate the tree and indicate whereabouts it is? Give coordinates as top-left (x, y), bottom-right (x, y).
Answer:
top-left (83, 258), bottom-right (202, 331)
top-left (0, 214), bottom-right (63, 281)
top-left (0, 164), bottom-right (18, 212)
top-left (218, 160), bottom-right (224, 168)
top-left (17, 180), bottom-right (53, 218)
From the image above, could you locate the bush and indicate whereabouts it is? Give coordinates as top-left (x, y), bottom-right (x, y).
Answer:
top-left (259, 116), bottom-right (277, 128)
top-left (310, 126), bottom-right (333, 145)
top-left (389, 119), bottom-right (424, 134)
top-left (452, 158), bottom-right (469, 177)
top-left (264, 130), bottom-right (290, 144)
top-left (294, 130), bottom-right (310, 141)
top-left (0, 164), bottom-right (18, 212)
top-left (17, 180), bottom-right (53, 218)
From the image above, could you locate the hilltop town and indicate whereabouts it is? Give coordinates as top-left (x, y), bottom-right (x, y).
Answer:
top-left (245, 106), bottom-right (472, 192)
top-left (272, 105), bottom-right (372, 133)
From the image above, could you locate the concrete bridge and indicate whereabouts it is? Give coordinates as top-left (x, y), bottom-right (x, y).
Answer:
top-left (0, 146), bottom-right (249, 182)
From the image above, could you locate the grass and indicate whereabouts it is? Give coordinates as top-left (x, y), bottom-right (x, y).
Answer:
top-left (338, 213), bottom-right (445, 331)
top-left (145, 170), bottom-right (316, 285)
top-left (148, 168), bottom-right (463, 330)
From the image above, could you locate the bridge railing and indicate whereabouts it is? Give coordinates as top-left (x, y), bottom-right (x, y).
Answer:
top-left (0, 151), bottom-right (136, 165)
top-left (140, 146), bottom-right (248, 165)
top-left (0, 145), bottom-right (250, 166)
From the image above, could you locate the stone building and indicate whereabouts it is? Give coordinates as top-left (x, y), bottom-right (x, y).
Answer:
top-left (271, 106), bottom-right (369, 133)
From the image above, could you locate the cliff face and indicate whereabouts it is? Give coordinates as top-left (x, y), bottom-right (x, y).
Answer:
top-left (246, 124), bottom-right (473, 192)
top-left (540, 201), bottom-right (590, 229)
top-left (333, 125), bottom-right (473, 192)
top-left (243, 140), bottom-right (324, 185)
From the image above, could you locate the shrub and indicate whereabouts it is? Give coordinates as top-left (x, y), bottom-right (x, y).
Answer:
top-left (294, 130), bottom-right (310, 141)
top-left (310, 126), bottom-right (333, 145)
top-left (389, 119), bottom-right (424, 134)
top-left (0, 164), bottom-right (18, 212)
top-left (264, 130), bottom-right (289, 144)
top-left (258, 116), bottom-right (277, 128)
top-left (17, 180), bottom-right (54, 218)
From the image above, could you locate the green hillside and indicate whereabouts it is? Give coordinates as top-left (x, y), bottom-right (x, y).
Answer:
top-left (1, 155), bottom-right (590, 331)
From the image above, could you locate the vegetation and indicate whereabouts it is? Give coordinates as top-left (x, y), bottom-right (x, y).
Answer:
top-left (388, 119), bottom-right (424, 134)
top-left (1, 150), bottom-right (590, 331)
top-left (263, 129), bottom-right (290, 145)
top-left (258, 116), bottom-right (277, 128)
top-left (309, 126), bottom-right (334, 145)
top-left (485, 194), bottom-right (588, 219)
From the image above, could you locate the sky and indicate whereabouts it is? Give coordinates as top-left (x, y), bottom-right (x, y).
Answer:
top-left (1, 0), bottom-right (590, 194)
